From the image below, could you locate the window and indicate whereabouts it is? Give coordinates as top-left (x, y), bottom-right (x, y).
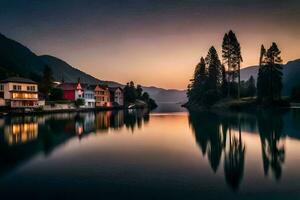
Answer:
top-left (27, 86), bottom-right (35, 91)
top-left (13, 85), bottom-right (22, 91)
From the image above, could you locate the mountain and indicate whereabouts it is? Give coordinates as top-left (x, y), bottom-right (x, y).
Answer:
top-left (39, 55), bottom-right (121, 87)
top-left (147, 87), bottom-right (187, 103)
top-left (240, 66), bottom-right (258, 81)
top-left (240, 59), bottom-right (300, 96)
top-left (0, 32), bottom-right (186, 103)
top-left (0, 33), bottom-right (45, 78)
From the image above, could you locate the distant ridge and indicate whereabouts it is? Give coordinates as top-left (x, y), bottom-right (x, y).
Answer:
top-left (39, 55), bottom-right (121, 87)
top-left (0, 32), bottom-right (187, 103)
top-left (240, 59), bottom-right (300, 96)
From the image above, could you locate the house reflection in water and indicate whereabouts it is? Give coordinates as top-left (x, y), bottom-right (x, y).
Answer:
top-left (3, 118), bottom-right (38, 146)
top-left (95, 111), bottom-right (112, 132)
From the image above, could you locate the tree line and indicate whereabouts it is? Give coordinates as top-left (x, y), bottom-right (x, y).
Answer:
top-left (187, 30), bottom-right (284, 107)
top-left (123, 81), bottom-right (157, 109)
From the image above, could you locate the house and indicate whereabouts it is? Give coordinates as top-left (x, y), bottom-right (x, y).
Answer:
top-left (83, 85), bottom-right (96, 108)
top-left (57, 79), bottom-right (84, 101)
top-left (109, 87), bottom-right (124, 106)
top-left (95, 85), bottom-right (111, 107)
top-left (0, 77), bottom-right (39, 108)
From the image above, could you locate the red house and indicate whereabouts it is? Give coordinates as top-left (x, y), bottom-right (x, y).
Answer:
top-left (57, 79), bottom-right (84, 101)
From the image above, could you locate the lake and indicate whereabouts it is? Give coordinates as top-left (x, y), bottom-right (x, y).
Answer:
top-left (0, 105), bottom-right (300, 199)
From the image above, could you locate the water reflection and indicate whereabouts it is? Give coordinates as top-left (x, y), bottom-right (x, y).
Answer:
top-left (0, 108), bottom-right (300, 198)
top-left (188, 110), bottom-right (289, 190)
top-left (0, 109), bottom-right (150, 176)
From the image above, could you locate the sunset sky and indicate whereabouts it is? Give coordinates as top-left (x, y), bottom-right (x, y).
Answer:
top-left (1, 0), bottom-right (300, 89)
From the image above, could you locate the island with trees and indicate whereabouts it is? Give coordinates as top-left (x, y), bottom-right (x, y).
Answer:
top-left (184, 30), bottom-right (289, 111)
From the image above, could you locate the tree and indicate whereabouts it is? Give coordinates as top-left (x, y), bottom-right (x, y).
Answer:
top-left (206, 46), bottom-right (222, 90)
top-left (75, 98), bottom-right (85, 107)
top-left (257, 42), bottom-right (283, 103)
top-left (221, 64), bottom-right (228, 97)
top-left (259, 45), bottom-right (266, 67)
top-left (187, 47), bottom-right (222, 106)
top-left (40, 65), bottom-right (54, 98)
top-left (49, 88), bottom-right (64, 101)
top-left (136, 84), bottom-right (143, 99)
top-left (247, 76), bottom-right (256, 97)
top-left (124, 81), bottom-right (137, 103)
top-left (222, 30), bottom-right (242, 98)
top-left (202, 46), bottom-right (223, 105)
top-left (142, 92), bottom-right (150, 101)
top-left (187, 57), bottom-right (207, 103)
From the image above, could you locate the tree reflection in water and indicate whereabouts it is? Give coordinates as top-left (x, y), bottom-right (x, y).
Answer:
top-left (258, 110), bottom-right (285, 181)
top-left (188, 110), bottom-right (286, 191)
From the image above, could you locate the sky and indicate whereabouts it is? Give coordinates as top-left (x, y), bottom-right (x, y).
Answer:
top-left (1, 0), bottom-right (300, 89)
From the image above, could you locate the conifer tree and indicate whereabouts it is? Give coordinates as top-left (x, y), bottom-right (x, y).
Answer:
top-left (206, 46), bottom-right (222, 90)
top-left (247, 76), bottom-right (256, 97)
top-left (187, 57), bottom-right (207, 103)
top-left (40, 65), bottom-right (54, 97)
top-left (222, 30), bottom-right (242, 98)
top-left (257, 42), bottom-right (283, 103)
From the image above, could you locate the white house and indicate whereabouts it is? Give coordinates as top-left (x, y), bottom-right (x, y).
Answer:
top-left (0, 77), bottom-right (39, 108)
top-left (83, 85), bottom-right (95, 108)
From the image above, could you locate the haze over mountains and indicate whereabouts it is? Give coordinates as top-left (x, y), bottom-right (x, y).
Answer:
top-left (1, 32), bottom-right (300, 102)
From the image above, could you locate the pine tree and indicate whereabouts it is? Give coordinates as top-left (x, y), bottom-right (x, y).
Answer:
top-left (257, 43), bottom-right (283, 103)
top-left (187, 57), bottom-right (207, 104)
top-left (247, 76), bottom-right (256, 97)
top-left (221, 64), bottom-right (228, 97)
top-left (259, 45), bottom-right (266, 67)
top-left (136, 84), bottom-right (143, 99)
top-left (222, 30), bottom-right (242, 98)
top-left (266, 43), bottom-right (283, 101)
top-left (206, 46), bottom-right (222, 91)
top-left (40, 65), bottom-right (54, 97)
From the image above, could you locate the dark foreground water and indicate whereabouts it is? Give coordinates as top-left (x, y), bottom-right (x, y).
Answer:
top-left (0, 106), bottom-right (300, 199)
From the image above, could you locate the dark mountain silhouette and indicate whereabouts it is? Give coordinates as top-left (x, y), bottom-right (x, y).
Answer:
top-left (0, 32), bottom-right (186, 103)
top-left (240, 59), bottom-right (300, 96)
top-left (0, 33), bottom-right (45, 78)
top-left (39, 55), bottom-right (121, 87)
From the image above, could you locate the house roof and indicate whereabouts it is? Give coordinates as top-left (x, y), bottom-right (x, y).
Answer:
top-left (0, 77), bottom-right (37, 84)
top-left (109, 87), bottom-right (123, 92)
top-left (95, 85), bottom-right (109, 90)
top-left (83, 84), bottom-right (97, 91)
top-left (57, 82), bottom-right (84, 90)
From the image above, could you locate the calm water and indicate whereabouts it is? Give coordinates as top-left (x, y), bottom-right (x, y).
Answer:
top-left (0, 105), bottom-right (300, 199)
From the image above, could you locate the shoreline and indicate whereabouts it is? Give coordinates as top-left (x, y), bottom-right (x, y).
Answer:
top-left (0, 105), bottom-right (149, 117)
top-left (182, 98), bottom-right (294, 113)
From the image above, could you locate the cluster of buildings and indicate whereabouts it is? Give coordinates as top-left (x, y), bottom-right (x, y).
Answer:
top-left (56, 79), bottom-right (124, 108)
top-left (0, 77), bottom-right (124, 109)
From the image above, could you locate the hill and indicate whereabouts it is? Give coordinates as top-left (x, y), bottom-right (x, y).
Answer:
top-left (39, 55), bottom-right (121, 87)
top-left (0, 32), bottom-right (186, 103)
top-left (0, 33), bottom-right (45, 79)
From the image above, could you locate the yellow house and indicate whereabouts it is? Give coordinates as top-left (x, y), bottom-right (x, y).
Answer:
top-left (0, 77), bottom-right (38, 108)
top-left (94, 85), bottom-right (111, 107)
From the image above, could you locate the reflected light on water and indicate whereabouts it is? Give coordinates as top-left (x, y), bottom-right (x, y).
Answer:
top-left (0, 108), bottom-right (300, 199)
